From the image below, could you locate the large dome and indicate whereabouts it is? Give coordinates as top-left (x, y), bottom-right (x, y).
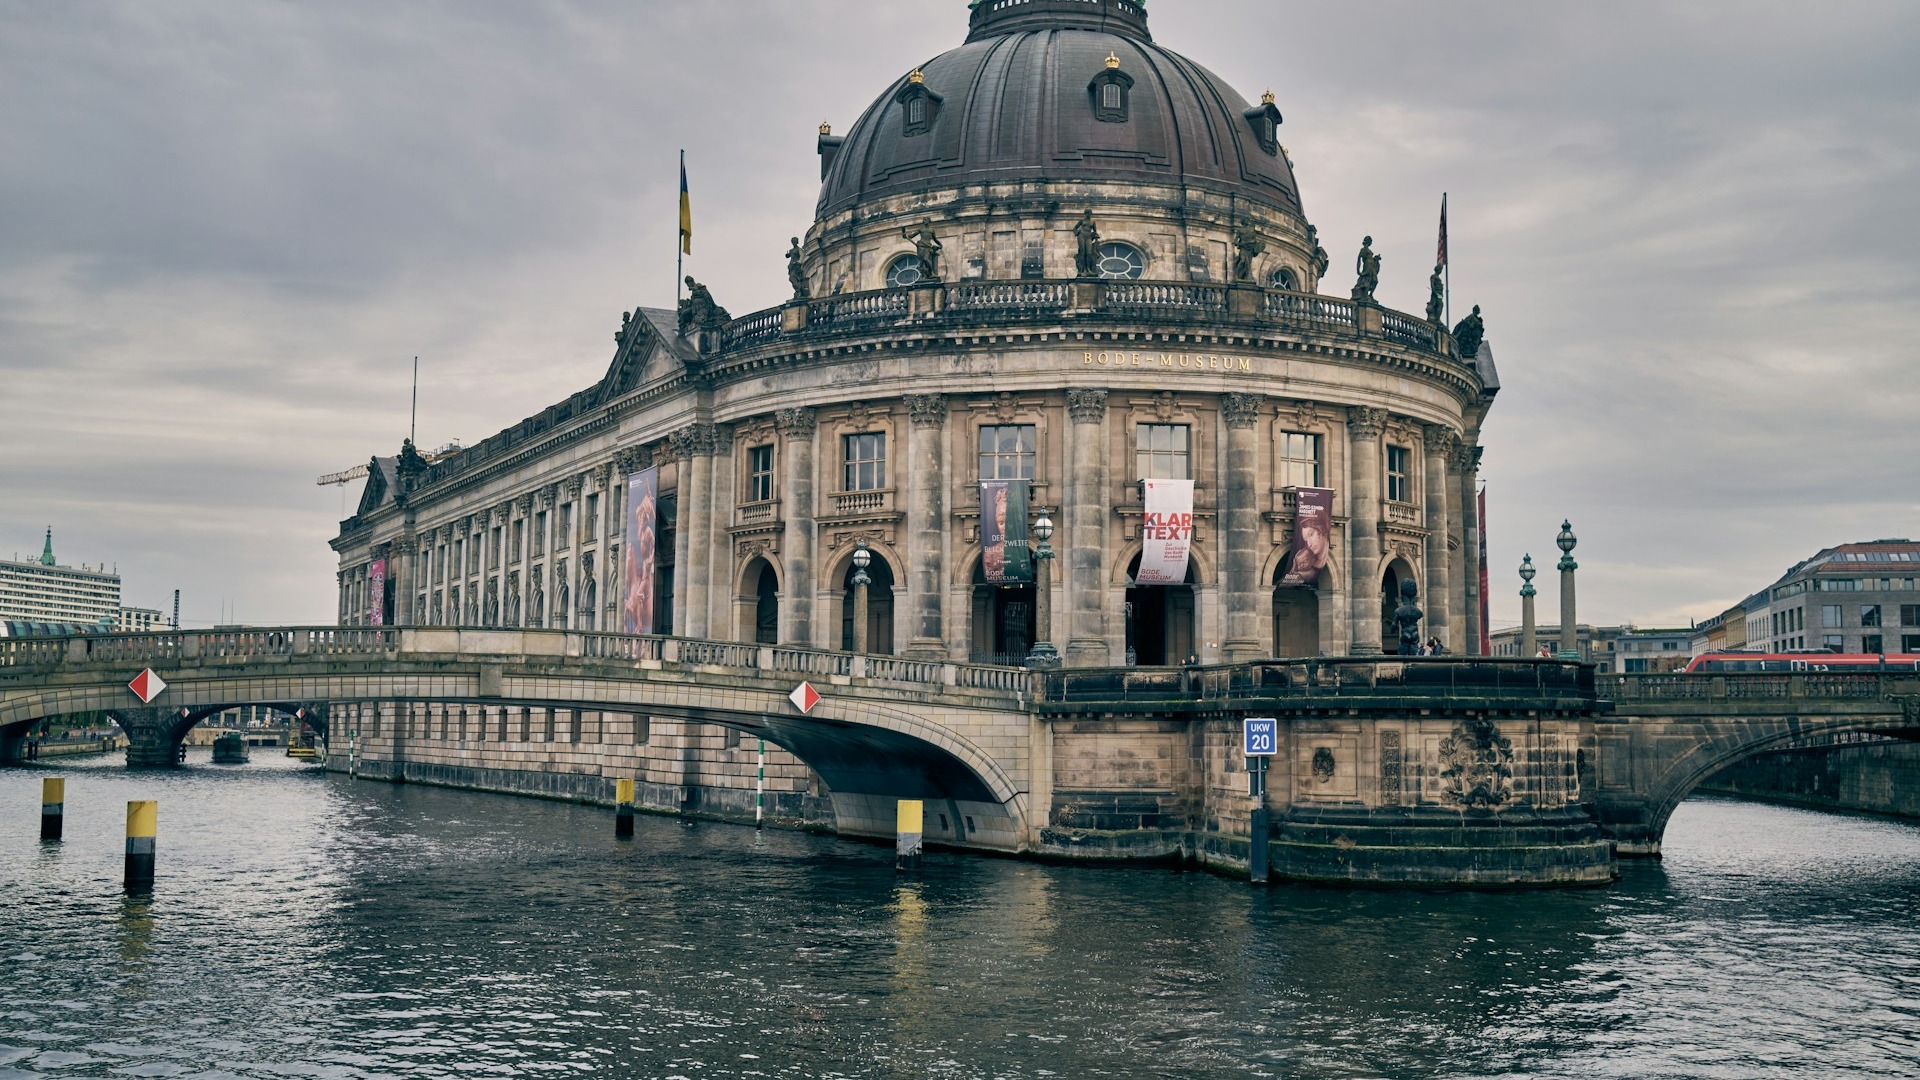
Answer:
top-left (816, 0), bottom-right (1299, 219)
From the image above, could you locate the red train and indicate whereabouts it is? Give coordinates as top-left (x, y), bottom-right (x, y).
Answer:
top-left (1683, 651), bottom-right (1920, 673)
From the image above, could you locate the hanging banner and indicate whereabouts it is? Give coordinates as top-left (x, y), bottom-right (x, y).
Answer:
top-left (623, 466), bottom-right (659, 634)
top-left (1279, 487), bottom-right (1334, 588)
top-left (1137, 478), bottom-right (1195, 585)
top-left (367, 558), bottom-right (386, 626)
top-left (1477, 485), bottom-right (1491, 657)
top-left (980, 480), bottom-right (1033, 584)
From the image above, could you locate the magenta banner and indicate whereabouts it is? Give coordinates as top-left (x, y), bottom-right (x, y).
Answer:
top-left (1279, 487), bottom-right (1333, 588)
top-left (623, 467), bottom-right (659, 634)
top-left (367, 558), bottom-right (386, 626)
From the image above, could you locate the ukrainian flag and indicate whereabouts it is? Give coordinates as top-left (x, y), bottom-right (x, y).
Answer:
top-left (679, 153), bottom-right (692, 255)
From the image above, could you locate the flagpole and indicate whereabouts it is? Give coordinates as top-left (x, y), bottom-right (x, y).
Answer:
top-left (1442, 192), bottom-right (1450, 334)
top-left (677, 148), bottom-right (685, 314)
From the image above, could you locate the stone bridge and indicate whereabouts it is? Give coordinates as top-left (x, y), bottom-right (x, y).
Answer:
top-left (4, 629), bottom-right (1915, 881)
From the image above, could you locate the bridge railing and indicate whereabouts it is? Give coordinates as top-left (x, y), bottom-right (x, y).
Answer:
top-left (1601, 672), bottom-right (1891, 702)
top-left (1039, 657), bottom-right (1596, 704)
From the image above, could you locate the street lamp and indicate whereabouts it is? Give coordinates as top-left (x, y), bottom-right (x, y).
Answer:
top-left (851, 540), bottom-right (872, 655)
top-left (1555, 520), bottom-right (1580, 660)
top-left (1518, 554), bottom-right (1538, 657)
top-left (1026, 511), bottom-right (1061, 668)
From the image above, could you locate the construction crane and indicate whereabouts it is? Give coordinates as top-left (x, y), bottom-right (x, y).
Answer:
top-left (315, 441), bottom-right (462, 488)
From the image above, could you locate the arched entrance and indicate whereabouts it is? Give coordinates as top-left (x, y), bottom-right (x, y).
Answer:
top-left (742, 558), bottom-right (779, 645)
top-left (970, 558), bottom-right (1035, 665)
top-left (1381, 557), bottom-right (1416, 653)
top-left (840, 555), bottom-right (896, 654)
top-left (1272, 552), bottom-right (1321, 658)
top-left (1125, 553), bottom-right (1196, 666)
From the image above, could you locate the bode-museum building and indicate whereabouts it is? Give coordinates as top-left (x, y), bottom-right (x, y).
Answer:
top-left (334, 0), bottom-right (1498, 672)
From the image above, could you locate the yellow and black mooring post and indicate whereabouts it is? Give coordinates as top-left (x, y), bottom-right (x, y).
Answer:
top-left (40, 777), bottom-right (64, 841)
top-left (125, 800), bottom-right (157, 892)
top-left (895, 799), bottom-right (923, 871)
top-left (614, 778), bottom-right (635, 839)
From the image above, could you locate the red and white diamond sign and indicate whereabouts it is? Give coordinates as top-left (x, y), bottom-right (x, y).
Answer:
top-left (788, 681), bottom-right (820, 714)
top-left (128, 669), bottom-right (167, 704)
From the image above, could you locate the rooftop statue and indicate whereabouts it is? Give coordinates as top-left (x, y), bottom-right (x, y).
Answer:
top-left (1072, 210), bottom-right (1100, 278)
top-left (786, 237), bottom-right (810, 301)
top-left (678, 276), bottom-right (729, 334)
top-left (1352, 235), bottom-right (1381, 304)
top-left (1307, 224), bottom-right (1331, 280)
top-left (1453, 304), bottom-right (1485, 360)
top-left (1426, 265), bottom-right (1444, 325)
top-left (1231, 220), bottom-right (1265, 282)
top-left (902, 223), bottom-right (943, 281)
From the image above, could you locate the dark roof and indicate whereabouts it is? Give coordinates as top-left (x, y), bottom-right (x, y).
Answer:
top-left (818, 1), bottom-right (1299, 218)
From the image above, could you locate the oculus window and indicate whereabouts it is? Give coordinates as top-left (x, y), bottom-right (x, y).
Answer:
top-left (1096, 242), bottom-right (1145, 280)
top-left (885, 254), bottom-right (928, 288)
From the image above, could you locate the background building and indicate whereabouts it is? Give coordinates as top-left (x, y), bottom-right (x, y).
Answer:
top-left (117, 607), bottom-right (164, 633)
top-left (1751, 540), bottom-right (1920, 654)
top-left (0, 529), bottom-right (120, 629)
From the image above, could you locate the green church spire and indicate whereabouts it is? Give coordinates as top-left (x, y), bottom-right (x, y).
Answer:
top-left (40, 526), bottom-right (55, 566)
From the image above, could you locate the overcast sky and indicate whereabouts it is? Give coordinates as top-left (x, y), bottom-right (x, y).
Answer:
top-left (3, 0), bottom-right (1916, 631)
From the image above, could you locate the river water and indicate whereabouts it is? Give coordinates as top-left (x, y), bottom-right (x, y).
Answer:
top-left (3, 752), bottom-right (1917, 1079)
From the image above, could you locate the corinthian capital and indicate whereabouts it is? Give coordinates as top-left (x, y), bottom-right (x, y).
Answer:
top-left (776, 407), bottom-right (817, 438)
top-left (1346, 405), bottom-right (1389, 440)
top-left (1422, 424), bottom-right (1461, 459)
top-left (903, 393), bottom-right (947, 427)
top-left (1220, 392), bottom-right (1261, 429)
top-left (1066, 389), bottom-right (1108, 424)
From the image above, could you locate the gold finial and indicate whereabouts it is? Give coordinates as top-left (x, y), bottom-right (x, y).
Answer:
top-left (1105, 52), bottom-right (1121, 69)
top-left (819, 120), bottom-right (832, 135)
top-left (908, 67), bottom-right (925, 84)
top-left (1262, 89), bottom-right (1275, 105)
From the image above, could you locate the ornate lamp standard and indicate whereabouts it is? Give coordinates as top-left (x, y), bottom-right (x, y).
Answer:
top-left (1519, 554), bottom-right (1538, 657)
top-left (1026, 511), bottom-right (1061, 668)
top-left (851, 540), bottom-right (872, 654)
top-left (1555, 521), bottom-right (1580, 660)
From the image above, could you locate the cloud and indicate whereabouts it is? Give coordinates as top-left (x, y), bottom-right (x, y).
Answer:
top-left (2, 0), bottom-right (1915, 629)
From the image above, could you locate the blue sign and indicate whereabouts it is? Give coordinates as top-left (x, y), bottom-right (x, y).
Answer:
top-left (1242, 717), bottom-right (1278, 757)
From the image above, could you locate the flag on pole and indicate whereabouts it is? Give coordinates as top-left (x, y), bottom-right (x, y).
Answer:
top-left (679, 153), bottom-right (693, 255)
top-left (1436, 193), bottom-right (1448, 268)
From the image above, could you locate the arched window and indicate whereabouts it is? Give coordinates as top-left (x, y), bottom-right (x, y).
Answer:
top-left (1089, 57), bottom-right (1134, 123)
top-left (1095, 242), bottom-right (1145, 280)
top-left (885, 253), bottom-right (928, 288)
top-left (1270, 266), bottom-right (1299, 291)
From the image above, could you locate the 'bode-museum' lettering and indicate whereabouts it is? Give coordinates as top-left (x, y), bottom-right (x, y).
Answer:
top-left (1082, 350), bottom-right (1255, 371)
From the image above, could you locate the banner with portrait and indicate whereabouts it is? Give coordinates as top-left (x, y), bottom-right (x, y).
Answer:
top-left (979, 479), bottom-right (1032, 584)
top-left (1136, 478), bottom-right (1194, 585)
top-left (1278, 487), bottom-right (1334, 588)
top-left (367, 558), bottom-right (386, 626)
top-left (623, 467), bottom-right (659, 634)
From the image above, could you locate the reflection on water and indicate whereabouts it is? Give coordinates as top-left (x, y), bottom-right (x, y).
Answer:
top-left (3, 752), bottom-right (1917, 1078)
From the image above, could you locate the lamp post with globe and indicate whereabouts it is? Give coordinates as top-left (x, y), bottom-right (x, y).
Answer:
top-left (851, 540), bottom-right (872, 654)
top-left (1519, 554), bottom-right (1538, 657)
top-left (1026, 511), bottom-right (1061, 668)
top-left (1555, 521), bottom-right (1580, 660)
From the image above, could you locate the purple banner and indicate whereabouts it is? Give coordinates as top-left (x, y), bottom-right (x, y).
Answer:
top-left (980, 480), bottom-right (1033, 585)
top-left (622, 467), bottom-right (659, 634)
top-left (1279, 487), bottom-right (1333, 588)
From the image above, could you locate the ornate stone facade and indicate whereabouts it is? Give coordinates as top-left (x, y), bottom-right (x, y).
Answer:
top-left (330, 0), bottom-right (1497, 665)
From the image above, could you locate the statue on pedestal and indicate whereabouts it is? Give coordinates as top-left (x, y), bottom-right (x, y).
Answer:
top-left (1307, 224), bottom-right (1331, 280)
top-left (901, 223), bottom-right (943, 281)
top-left (1392, 579), bottom-right (1424, 657)
top-left (1453, 304), bottom-right (1485, 360)
top-left (786, 237), bottom-right (810, 301)
top-left (1231, 220), bottom-right (1265, 282)
top-left (1352, 235), bottom-right (1381, 304)
top-left (1426, 265), bottom-right (1444, 324)
top-left (678, 276), bottom-right (729, 334)
top-left (1073, 210), bottom-right (1100, 278)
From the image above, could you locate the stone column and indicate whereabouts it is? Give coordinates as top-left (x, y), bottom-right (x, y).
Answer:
top-left (1065, 390), bottom-right (1111, 666)
top-left (1221, 392), bottom-right (1264, 661)
top-left (1345, 406), bottom-right (1388, 654)
top-left (1421, 425), bottom-right (1456, 650)
top-left (672, 426), bottom-right (714, 638)
top-left (1450, 442), bottom-right (1476, 653)
top-left (393, 535), bottom-right (417, 626)
top-left (337, 570), bottom-right (349, 627)
top-left (777, 407), bottom-right (818, 646)
top-left (563, 475), bottom-right (584, 628)
top-left (705, 430), bottom-right (734, 638)
top-left (902, 394), bottom-right (947, 658)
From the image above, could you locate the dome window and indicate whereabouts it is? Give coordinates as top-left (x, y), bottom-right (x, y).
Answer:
top-left (885, 253), bottom-right (929, 288)
top-left (1095, 242), bottom-right (1145, 280)
top-left (1270, 266), bottom-right (1299, 291)
top-left (895, 68), bottom-right (943, 138)
top-left (1088, 54), bottom-right (1135, 124)
top-left (1244, 91), bottom-right (1284, 156)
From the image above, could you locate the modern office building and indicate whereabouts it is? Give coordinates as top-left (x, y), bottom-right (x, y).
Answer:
top-left (0, 529), bottom-right (121, 628)
top-left (1753, 540), bottom-right (1920, 654)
